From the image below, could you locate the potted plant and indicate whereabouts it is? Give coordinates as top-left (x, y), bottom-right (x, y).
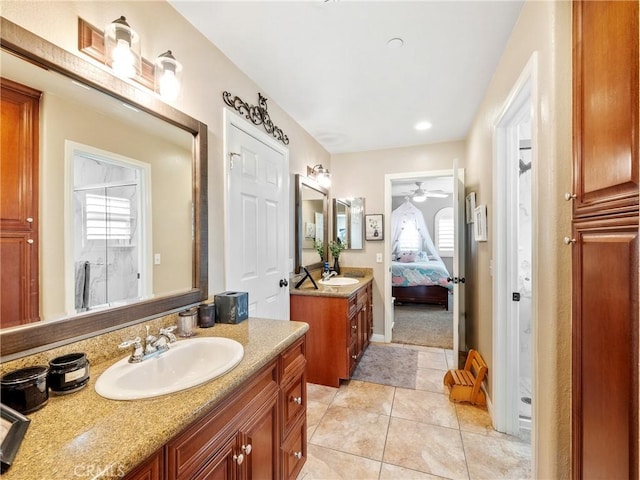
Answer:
top-left (314, 240), bottom-right (324, 262)
top-left (328, 239), bottom-right (347, 274)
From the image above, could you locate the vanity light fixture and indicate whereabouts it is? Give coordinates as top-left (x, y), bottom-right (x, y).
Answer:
top-left (104, 16), bottom-right (141, 79)
top-left (155, 50), bottom-right (183, 101)
top-left (307, 164), bottom-right (331, 188)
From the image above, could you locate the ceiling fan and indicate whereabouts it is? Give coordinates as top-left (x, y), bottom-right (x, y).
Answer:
top-left (409, 182), bottom-right (448, 202)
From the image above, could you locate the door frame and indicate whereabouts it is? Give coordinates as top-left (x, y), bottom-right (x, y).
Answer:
top-left (222, 108), bottom-right (290, 318)
top-left (492, 52), bottom-right (539, 448)
top-left (383, 168), bottom-right (461, 350)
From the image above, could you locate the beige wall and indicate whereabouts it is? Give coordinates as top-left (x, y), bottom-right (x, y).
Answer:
top-left (464, 1), bottom-right (572, 478)
top-left (1, 0), bottom-right (330, 296)
top-left (330, 140), bottom-right (467, 336)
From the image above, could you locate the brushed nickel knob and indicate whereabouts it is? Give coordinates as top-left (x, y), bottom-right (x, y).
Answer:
top-left (351, 354), bottom-right (357, 360)
top-left (563, 237), bottom-right (576, 245)
top-left (26, 217), bottom-right (33, 222)
top-left (294, 451), bottom-right (302, 459)
top-left (564, 193), bottom-right (577, 201)
top-left (27, 239), bottom-right (34, 244)
top-left (242, 444), bottom-right (252, 455)
top-left (233, 453), bottom-right (244, 464)
top-left (292, 396), bottom-right (302, 405)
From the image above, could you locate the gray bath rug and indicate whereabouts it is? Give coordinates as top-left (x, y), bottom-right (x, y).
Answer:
top-left (392, 304), bottom-right (453, 349)
top-left (351, 344), bottom-right (418, 389)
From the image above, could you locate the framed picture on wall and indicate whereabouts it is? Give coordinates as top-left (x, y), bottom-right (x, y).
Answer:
top-left (465, 192), bottom-right (476, 224)
top-left (474, 204), bottom-right (488, 242)
top-left (365, 214), bottom-right (384, 241)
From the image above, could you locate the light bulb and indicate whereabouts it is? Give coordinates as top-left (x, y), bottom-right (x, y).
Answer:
top-left (159, 70), bottom-right (180, 101)
top-left (111, 39), bottom-right (136, 78)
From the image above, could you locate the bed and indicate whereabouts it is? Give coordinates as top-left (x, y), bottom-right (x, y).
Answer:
top-left (391, 252), bottom-right (452, 310)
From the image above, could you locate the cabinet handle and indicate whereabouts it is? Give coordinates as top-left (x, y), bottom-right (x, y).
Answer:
top-left (27, 239), bottom-right (34, 244)
top-left (563, 237), bottom-right (576, 245)
top-left (564, 192), bottom-right (577, 201)
top-left (26, 217), bottom-right (33, 223)
top-left (291, 396), bottom-right (302, 405)
top-left (351, 325), bottom-right (357, 330)
top-left (351, 354), bottom-right (357, 360)
top-left (233, 453), bottom-right (244, 465)
top-left (242, 444), bottom-right (252, 455)
top-left (293, 451), bottom-right (302, 460)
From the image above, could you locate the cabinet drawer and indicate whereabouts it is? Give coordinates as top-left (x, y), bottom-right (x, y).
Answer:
top-left (281, 414), bottom-right (306, 480)
top-left (348, 294), bottom-right (357, 317)
top-left (281, 337), bottom-right (306, 385)
top-left (281, 369), bottom-right (306, 438)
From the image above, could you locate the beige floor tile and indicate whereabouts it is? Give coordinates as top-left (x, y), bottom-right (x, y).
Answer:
top-left (306, 399), bottom-right (330, 440)
top-left (392, 388), bottom-right (459, 429)
top-left (307, 383), bottom-right (338, 404)
top-left (462, 431), bottom-right (531, 480)
top-left (415, 367), bottom-right (449, 394)
top-left (445, 349), bottom-right (455, 369)
top-left (384, 417), bottom-right (469, 480)
top-left (309, 404), bottom-right (390, 461)
top-left (417, 350), bottom-right (449, 370)
top-left (332, 379), bottom-right (395, 415)
top-left (379, 463), bottom-right (445, 479)
top-left (454, 403), bottom-right (505, 437)
top-left (297, 444), bottom-right (381, 480)
top-left (403, 344), bottom-right (446, 354)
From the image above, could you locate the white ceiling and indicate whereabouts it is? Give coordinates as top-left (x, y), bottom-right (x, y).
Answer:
top-left (169, 1), bottom-right (524, 154)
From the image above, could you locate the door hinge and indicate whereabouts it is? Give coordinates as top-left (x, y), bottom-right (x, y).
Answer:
top-left (229, 152), bottom-right (240, 169)
top-left (512, 292), bottom-right (520, 301)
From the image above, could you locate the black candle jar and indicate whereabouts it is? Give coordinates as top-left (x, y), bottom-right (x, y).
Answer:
top-left (48, 353), bottom-right (90, 394)
top-left (0, 365), bottom-right (49, 414)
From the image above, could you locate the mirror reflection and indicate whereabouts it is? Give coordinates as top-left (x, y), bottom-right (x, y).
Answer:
top-left (295, 175), bottom-right (328, 273)
top-left (332, 197), bottom-right (365, 250)
top-left (1, 48), bottom-right (193, 327)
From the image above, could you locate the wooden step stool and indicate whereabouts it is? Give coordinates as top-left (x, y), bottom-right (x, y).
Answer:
top-left (443, 349), bottom-right (487, 406)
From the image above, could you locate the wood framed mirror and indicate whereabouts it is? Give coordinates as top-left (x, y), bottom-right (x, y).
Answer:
top-left (294, 175), bottom-right (328, 273)
top-left (0, 18), bottom-right (208, 359)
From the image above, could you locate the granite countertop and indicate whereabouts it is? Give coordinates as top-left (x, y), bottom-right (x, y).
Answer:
top-left (289, 268), bottom-right (373, 299)
top-left (1, 318), bottom-right (308, 480)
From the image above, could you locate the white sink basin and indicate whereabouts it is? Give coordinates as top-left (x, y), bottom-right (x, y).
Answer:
top-left (95, 337), bottom-right (244, 400)
top-left (319, 277), bottom-right (360, 286)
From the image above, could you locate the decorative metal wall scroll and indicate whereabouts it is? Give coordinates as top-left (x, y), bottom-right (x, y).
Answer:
top-left (223, 91), bottom-right (289, 145)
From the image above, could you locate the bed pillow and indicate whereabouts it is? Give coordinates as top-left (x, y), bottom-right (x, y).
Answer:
top-left (398, 251), bottom-right (417, 263)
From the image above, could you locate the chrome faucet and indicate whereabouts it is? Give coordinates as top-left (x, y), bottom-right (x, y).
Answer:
top-left (322, 270), bottom-right (338, 280)
top-left (119, 325), bottom-right (178, 363)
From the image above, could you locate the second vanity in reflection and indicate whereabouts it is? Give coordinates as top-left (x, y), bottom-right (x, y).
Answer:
top-left (290, 268), bottom-right (373, 387)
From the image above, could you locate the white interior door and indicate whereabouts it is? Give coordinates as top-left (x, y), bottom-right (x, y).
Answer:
top-left (452, 160), bottom-right (466, 369)
top-left (225, 111), bottom-right (289, 320)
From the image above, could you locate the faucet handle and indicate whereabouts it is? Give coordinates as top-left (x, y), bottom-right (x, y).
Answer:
top-left (160, 325), bottom-right (177, 333)
top-left (159, 326), bottom-right (178, 342)
top-left (118, 337), bottom-right (142, 349)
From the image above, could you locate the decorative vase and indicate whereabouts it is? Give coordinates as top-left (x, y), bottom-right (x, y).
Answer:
top-left (333, 256), bottom-right (340, 275)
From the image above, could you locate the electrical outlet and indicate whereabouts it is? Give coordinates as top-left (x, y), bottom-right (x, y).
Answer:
top-left (154, 253), bottom-right (161, 265)
top-left (376, 253), bottom-right (383, 263)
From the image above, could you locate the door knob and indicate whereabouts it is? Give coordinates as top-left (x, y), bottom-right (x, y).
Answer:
top-left (279, 278), bottom-right (289, 287)
top-left (447, 277), bottom-right (465, 284)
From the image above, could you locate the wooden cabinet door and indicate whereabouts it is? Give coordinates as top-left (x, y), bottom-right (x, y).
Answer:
top-left (572, 215), bottom-right (638, 479)
top-left (192, 435), bottom-right (237, 480)
top-left (573, 0), bottom-right (639, 217)
top-left (0, 78), bottom-right (40, 327)
top-left (240, 393), bottom-right (279, 480)
top-left (124, 449), bottom-right (164, 480)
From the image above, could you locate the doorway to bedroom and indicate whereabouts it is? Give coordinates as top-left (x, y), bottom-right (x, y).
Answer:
top-left (388, 174), bottom-right (455, 350)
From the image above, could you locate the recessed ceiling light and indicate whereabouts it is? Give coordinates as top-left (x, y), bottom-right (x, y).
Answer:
top-left (387, 37), bottom-right (404, 49)
top-left (415, 121), bottom-right (432, 131)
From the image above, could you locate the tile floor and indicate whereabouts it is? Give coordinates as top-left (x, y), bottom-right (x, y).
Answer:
top-left (297, 343), bottom-right (531, 480)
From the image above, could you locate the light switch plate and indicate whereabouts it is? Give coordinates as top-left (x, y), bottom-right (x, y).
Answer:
top-left (154, 253), bottom-right (161, 265)
top-left (376, 253), bottom-right (383, 263)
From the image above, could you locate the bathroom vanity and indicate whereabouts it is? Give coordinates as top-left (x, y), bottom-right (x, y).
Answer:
top-left (290, 269), bottom-right (373, 387)
top-left (0, 319), bottom-right (308, 480)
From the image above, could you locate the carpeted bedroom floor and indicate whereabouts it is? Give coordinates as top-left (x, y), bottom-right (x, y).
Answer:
top-left (392, 303), bottom-right (453, 349)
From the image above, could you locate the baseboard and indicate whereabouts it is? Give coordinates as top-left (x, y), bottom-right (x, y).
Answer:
top-left (485, 386), bottom-right (497, 429)
top-left (371, 333), bottom-right (385, 343)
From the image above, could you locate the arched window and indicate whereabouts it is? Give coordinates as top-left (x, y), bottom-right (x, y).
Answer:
top-left (435, 207), bottom-right (454, 257)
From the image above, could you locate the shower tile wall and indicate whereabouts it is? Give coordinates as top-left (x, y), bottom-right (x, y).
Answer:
top-left (74, 155), bottom-right (140, 310)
